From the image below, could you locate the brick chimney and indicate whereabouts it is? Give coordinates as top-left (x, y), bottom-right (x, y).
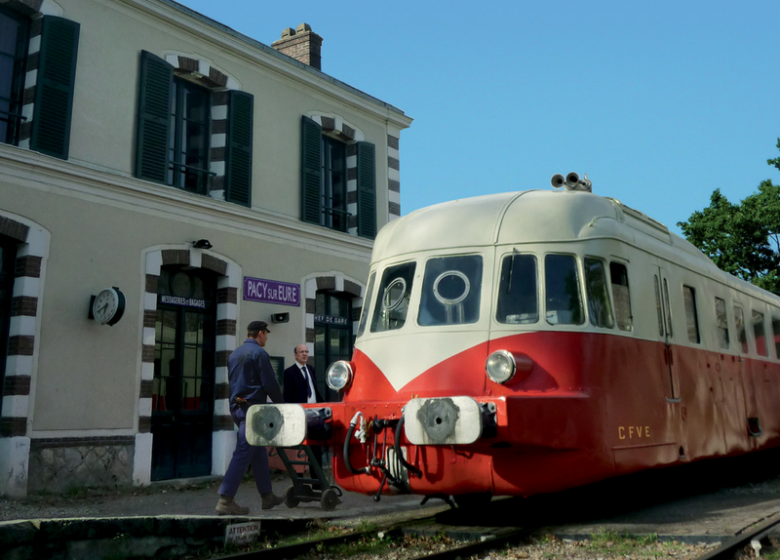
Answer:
top-left (271, 23), bottom-right (323, 70)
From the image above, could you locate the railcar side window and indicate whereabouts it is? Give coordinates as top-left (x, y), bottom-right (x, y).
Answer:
top-left (682, 286), bottom-right (700, 343)
top-left (418, 255), bottom-right (482, 326)
top-left (714, 297), bottom-right (729, 349)
top-left (772, 314), bottom-right (780, 359)
top-left (371, 262), bottom-right (416, 332)
top-left (357, 272), bottom-right (376, 338)
top-left (662, 278), bottom-right (673, 338)
top-left (752, 310), bottom-right (768, 357)
top-left (584, 258), bottom-right (614, 328)
top-left (610, 263), bottom-right (632, 331)
top-left (496, 253), bottom-right (538, 324)
top-left (734, 305), bottom-right (747, 354)
top-left (544, 254), bottom-right (584, 325)
top-left (654, 276), bottom-right (664, 336)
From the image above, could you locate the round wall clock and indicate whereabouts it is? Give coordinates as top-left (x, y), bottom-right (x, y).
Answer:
top-left (92, 287), bottom-right (126, 326)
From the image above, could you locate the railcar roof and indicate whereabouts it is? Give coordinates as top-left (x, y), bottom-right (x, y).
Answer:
top-left (373, 189), bottom-right (711, 266)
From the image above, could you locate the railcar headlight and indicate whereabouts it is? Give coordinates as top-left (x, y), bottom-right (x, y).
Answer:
top-left (485, 350), bottom-right (516, 384)
top-left (326, 361), bottom-right (354, 391)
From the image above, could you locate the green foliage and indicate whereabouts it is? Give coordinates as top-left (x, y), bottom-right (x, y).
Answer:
top-left (678, 141), bottom-right (780, 294)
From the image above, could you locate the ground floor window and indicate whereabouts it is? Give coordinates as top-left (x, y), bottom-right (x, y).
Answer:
top-left (314, 291), bottom-right (352, 402)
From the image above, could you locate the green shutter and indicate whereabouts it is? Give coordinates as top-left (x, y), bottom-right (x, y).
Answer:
top-left (225, 90), bottom-right (253, 207)
top-left (356, 141), bottom-right (377, 239)
top-left (135, 51), bottom-right (172, 183)
top-left (301, 116), bottom-right (322, 224)
top-left (30, 16), bottom-right (80, 160)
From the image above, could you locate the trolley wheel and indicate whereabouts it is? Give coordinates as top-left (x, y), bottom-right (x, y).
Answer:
top-left (284, 485), bottom-right (300, 508)
top-left (454, 492), bottom-right (492, 510)
top-left (320, 487), bottom-right (341, 511)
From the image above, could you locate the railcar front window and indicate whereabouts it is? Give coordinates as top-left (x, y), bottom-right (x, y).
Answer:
top-left (610, 262), bottom-right (632, 331)
top-left (496, 253), bottom-right (538, 324)
top-left (419, 255), bottom-right (482, 326)
top-left (734, 306), bottom-right (747, 354)
top-left (371, 263), bottom-right (416, 332)
top-left (715, 297), bottom-right (729, 349)
top-left (752, 310), bottom-right (767, 357)
top-left (682, 286), bottom-right (700, 343)
top-left (584, 258), bottom-right (614, 329)
top-left (357, 272), bottom-right (376, 338)
top-left (544, 255), bottom-right (584, 325)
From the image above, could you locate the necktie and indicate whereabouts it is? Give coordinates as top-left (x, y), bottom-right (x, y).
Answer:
top-left (301, 366), bottom-right (312, 398)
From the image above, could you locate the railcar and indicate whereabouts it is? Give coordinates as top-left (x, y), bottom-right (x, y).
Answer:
top-left (248, 173), bottom-right (780, 505)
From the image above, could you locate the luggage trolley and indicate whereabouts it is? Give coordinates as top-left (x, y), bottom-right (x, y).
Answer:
top-left (247, 405), bottom-right (342, 511)
top-left (272, 444), bottom-right (342, 510)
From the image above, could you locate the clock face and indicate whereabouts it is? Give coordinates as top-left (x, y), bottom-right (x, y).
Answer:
top-left (93, 288), bottom-right (121, 325)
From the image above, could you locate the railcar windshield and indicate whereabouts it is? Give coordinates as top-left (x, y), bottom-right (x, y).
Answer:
top-left (496, 253), bottom-right (538, 324)
top-left (357, 272), bottom-right (376, 337)
top-left (371, 262), bottom-right (416, 332)
top-left (545, 254), bottom-right (584, 325)
top-left (418, 255), bottom-right (482, 326)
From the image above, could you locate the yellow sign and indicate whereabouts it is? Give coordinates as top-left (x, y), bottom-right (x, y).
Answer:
top-left (618, 426), bottom-right (650, 440)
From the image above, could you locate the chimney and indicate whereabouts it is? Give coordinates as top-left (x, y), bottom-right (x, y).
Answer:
top-left (271, 23), bottom-right (323, 70)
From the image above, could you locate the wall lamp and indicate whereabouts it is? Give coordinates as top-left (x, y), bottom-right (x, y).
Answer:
top-left (192, 239), bottom-right (213, 250)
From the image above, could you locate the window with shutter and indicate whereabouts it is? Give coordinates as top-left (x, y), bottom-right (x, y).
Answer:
top-left (300, 116), bottom-right (376, 236)
top-left (30, 16), bottom-right (80, 159)
top-left (135, 52), bottom-right (253, 207)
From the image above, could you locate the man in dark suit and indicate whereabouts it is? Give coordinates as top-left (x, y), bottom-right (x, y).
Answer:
top-left (283, 344), bottom-right (324, 472)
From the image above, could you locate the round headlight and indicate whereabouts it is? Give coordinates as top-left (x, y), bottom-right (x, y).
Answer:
top-left (485, 350), bottom-right (516, 384)
top-left (326, 361), bottom-right (353, 391)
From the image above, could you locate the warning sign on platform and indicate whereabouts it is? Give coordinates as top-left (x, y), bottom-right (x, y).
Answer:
top-left (225, 521), bottom-right (260, 546)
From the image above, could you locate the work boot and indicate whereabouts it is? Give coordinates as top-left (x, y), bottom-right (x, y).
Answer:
top-left (261, 492), bottom-right (285, 510)
top-left (216, 495), bottom-right (249, 516)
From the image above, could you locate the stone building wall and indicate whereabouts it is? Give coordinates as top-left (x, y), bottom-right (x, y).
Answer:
top-left (27, 437), bottom-right (134, 493)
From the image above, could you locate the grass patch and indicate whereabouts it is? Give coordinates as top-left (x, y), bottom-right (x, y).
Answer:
top-left (531, 532), bottom-right (712, 559)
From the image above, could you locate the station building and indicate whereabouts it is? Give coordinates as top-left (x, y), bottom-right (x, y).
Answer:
top-left (0, 0), bottom-right (411, 497)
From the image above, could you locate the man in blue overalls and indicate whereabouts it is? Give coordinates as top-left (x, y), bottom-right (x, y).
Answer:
top-left (216, 321), bottom-right (285, 515)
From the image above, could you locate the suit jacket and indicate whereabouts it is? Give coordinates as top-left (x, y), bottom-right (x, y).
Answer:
top-left (283, 363), bottom-right (324, 404)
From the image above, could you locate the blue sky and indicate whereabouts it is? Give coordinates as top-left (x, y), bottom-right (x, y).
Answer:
top-left (177, 0), bottom-right (780, 236)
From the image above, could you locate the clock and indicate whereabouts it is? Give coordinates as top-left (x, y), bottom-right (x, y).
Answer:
top-left (91, 287), bottom-right (126, 326)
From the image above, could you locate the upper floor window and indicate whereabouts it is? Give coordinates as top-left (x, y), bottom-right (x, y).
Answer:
top-left (0, 9), bottom-right (79, 159)
top-left (544, 254), bottom-right (584, 326)
top-left (320, 135), bottom-right (347, 231)
top-left (135, 51), bottom-right (253, 207)
top-left (301, 116), bottom-right (376, 238)
top-left (168, 78), bottom-right (210, 194)
top-left (0, 6), bottom-right (29, 146)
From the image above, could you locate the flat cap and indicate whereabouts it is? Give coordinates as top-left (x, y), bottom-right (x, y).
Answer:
top-left (247, 320), bottom-right (270, 333)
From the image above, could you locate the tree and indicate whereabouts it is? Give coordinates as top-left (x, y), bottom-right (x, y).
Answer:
top-left (677, 143), bottom-right (780, 294)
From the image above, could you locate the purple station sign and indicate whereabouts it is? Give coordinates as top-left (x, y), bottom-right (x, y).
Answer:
top-left (243, 276), bottom-right (300, 306)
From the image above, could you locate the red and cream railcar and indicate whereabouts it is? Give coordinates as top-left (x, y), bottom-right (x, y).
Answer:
top-left (249, 175), bottom-right (780, 503)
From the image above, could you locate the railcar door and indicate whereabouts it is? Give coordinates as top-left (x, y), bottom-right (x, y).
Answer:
top-left (653, 267), bottom-right (679, 401)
